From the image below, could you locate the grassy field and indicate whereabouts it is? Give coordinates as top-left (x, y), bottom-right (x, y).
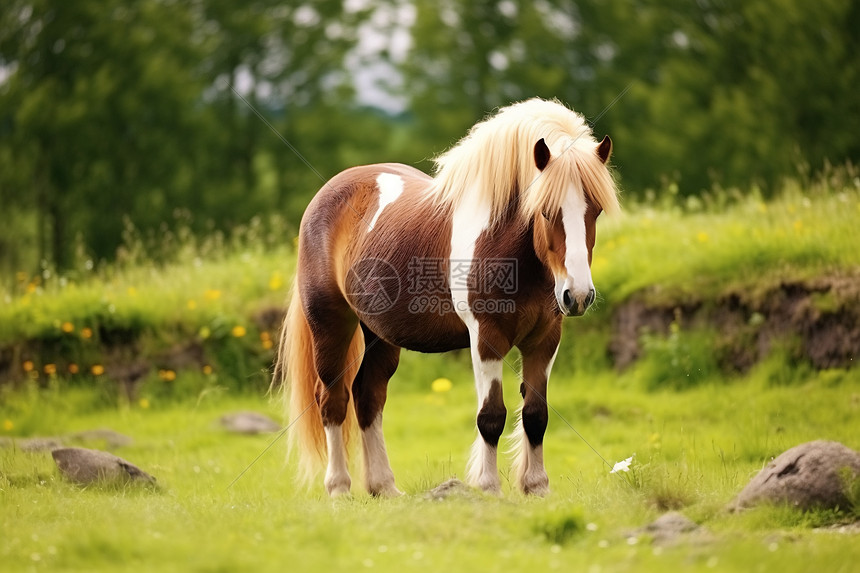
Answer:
top-left (2, 178), bottom-right (860, 571)
top-left (2, 370), bottom-right (859, 572)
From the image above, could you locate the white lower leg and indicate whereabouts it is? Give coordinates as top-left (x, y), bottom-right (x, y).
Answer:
top-left (324, 425), bottom-right (351, 497)
top-left (510, 414), bottom-right (549, 495)
top-left (466, 354), bottom-right (504, 493)
top-left (361, 415), bottom-right (401, 497)
top-left (520, 439), bottom-right (548, 495)
top-left (467, 435), bottom-right (501, 493)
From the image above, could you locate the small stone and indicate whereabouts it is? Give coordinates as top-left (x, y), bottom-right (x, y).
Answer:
top-left (646, 511), bottom-right (700, 535)
top-left (69, 428), bottom-right (134, 448)
top-left (424, 478), bottom-right (474, 500)
top-left (730, 440), bottom-right (860, 512)
top-left (219, 411), bottom-right (281, 434)
top-left (0, 437), bottom-right (66, 452)
top-left (632, 512), bottom-right (710, 547)
top-left (52, 447), bottom-right (156, 485)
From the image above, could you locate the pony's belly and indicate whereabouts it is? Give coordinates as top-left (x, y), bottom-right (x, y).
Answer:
top-left (356, 307), bottom-right (470, 353)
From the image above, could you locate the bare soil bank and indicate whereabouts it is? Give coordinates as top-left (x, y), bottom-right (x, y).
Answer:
top-left (610, 271), bottom-right (860, 372)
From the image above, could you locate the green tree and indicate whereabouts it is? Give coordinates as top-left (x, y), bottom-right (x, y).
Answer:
top-left (0, 0), bottom-right (205, 267)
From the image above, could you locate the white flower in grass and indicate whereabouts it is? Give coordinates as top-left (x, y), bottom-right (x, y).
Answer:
top-left (610, 455), bottom-right (634, 474)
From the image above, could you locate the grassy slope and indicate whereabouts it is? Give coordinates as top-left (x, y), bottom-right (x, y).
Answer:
top-left (2, 182), bottom-right (860, 571)
top-left (593, 182), bottom-right (860, 304)
top-left (2, 181), bottom-right (859, 389)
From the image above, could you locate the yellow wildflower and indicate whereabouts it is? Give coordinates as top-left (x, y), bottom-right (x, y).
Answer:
top-left (139, 398), bottom-right (150, 409)
top-left (44, 364), bottom-right (57, 375)
top-left (187, 299), bottom-right (197, 310)
top-left (260, 332), bottom-right (272, 349)
top-left (61, 322), bottom-right (74, 333)
top-left (199, 326), bottom-right (211, 339)
top-left (91, 364), bottom-right (105, 376)
top-left (22, 360), bottom-right (34, 372)
top-left (431, 378), bottom-right (453, 393)
top-left (159, 369), bottom-right (176, 382)
top-left (696, 232), bottom-right (709, 243)
top-left (127, 287), bottom-right (138, 296)
top-left (204, 289), bottom-right (221, 301)
top-left (231, 325), bottom-right (247, 338)
top-left (68, 363), bottom-right (79, 374)
top-left (81, 327), bottom-right (93, 339)
top-left (202, 365), bottom-right (213, 375)
top-left (269, 272), bottom-right (284, 291)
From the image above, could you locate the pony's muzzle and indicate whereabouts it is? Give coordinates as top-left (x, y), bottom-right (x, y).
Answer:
top-left (560, 288), bottom-right (595, 317)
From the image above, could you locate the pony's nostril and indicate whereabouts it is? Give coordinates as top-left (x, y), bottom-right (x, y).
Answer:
top-left (585, 288), bottom-right (596, 307)
top-left (562, 289), bottom-right (572, 309)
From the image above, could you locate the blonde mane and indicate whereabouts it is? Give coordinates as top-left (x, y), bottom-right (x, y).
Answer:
top-left (430, 98), bottom-right (620, 225)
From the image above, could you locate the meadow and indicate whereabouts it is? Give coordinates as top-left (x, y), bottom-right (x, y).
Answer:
top-left (2, 175), bottom-right (859, 572)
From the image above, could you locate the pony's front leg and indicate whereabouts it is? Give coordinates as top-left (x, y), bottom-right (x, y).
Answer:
top-left (466, 340), bottom-right (508, 494)
top-left (514, 333), bottom-right (561, 496)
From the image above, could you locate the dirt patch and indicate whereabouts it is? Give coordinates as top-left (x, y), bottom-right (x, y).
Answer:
top-left (609, 272), bottom-right (860, 372)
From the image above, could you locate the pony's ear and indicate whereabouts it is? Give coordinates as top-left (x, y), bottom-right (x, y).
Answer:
top-left (534, 138), bottom-right (551, 171)
top-left (596, 135), bottom-right (612, 164)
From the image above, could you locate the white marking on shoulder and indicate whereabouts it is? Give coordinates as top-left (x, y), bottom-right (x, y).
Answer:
top-left (368, 173), bottom-right (404, 231)
top-left (449, 187), bottom-right (492, 326)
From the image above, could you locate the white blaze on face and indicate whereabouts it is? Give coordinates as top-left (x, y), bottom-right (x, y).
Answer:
top-left (368, 173), bottom-right (404, 231)
top-left (556, 184), bottom-right (593, 307)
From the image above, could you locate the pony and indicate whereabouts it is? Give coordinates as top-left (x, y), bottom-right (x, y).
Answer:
top-left (274, 97), bottom-right (619, 497)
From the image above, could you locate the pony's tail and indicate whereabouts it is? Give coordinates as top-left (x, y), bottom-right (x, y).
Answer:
top-left (272, 284), bottom-right (362, 485)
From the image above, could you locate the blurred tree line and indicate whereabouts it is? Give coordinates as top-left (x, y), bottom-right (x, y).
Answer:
top-left (1, 0), bottom-right (857, 273)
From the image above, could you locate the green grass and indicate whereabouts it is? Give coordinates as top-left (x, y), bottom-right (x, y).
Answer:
top-left (2, 365), bottom-right (859, 572)
top-left (2, 179), bottom-right (859, 570)
top-left (593, 181), bottom-right (860, 305)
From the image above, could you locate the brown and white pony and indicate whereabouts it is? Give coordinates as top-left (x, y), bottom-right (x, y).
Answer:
top-left (274, 98), bottom-right (619, 497)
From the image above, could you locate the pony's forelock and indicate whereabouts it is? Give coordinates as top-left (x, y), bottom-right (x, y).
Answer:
top-left (429, 98), bottom-right (619, 225)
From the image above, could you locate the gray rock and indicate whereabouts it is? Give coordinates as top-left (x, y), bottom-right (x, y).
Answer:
top-left (632, 512), bottom-right (711, 547)
top-left (69, 428), bottom-right (134, 448)
top-left (52, 447), bottom-right (156, 485)
top-left (219, 411), bottom-right (281, 434)
top-left (646, 511), bottom-right (700, 534)
top-left (424, 478), bottom-right (473, 500)
top-left (731, 440), bottom-right (860, 511)
top-left (0, 428), bottom-right (133, 452)
top-left (0, 436), bottom-right (65, 452)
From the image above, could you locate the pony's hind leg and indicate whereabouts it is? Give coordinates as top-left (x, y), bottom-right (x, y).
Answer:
top-left (306, 300), bottom-right (361, 497)
top-left (352, 324), bottom-right (402, 497)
